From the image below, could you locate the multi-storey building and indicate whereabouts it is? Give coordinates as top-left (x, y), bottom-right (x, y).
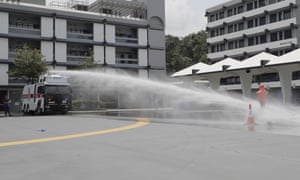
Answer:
top-left (206, 0), bottom-right (298, 63)
top-left (0, 0), bottom-right (165, 110)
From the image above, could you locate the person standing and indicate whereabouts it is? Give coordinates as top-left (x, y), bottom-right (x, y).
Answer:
top-left (3, 96), bottom-right (11, 117)
top-left (256, 84), bottom-right (269, 107)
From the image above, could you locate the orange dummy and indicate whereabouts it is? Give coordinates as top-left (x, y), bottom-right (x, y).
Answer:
top-left (256, 84), bottom-right (269, 107)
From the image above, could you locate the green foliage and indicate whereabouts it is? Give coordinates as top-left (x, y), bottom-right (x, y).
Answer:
top-left (78, 48), bottom-right (96, 69)
top-left (8, 44), bottom-right (48, 83)
top-left (166, 31), bottom-right (208, 74)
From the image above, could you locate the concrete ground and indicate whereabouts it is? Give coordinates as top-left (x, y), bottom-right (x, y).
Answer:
top-left (1, 114), bottom-right (300, 180)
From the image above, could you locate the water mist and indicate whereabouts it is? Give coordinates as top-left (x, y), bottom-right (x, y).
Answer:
top-left (54, 70), bottom-right (300, 134)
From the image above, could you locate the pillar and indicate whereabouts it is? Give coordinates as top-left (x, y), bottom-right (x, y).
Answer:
top-left (239, 71), bottom-right (252, 98)
top-left (278, 69), bottom-right (292, 104)
top-left (208, 76), bottom-right (220, 90)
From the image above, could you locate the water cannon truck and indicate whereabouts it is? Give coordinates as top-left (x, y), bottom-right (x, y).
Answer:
top-left (21, 74), bottom-right (72, 114)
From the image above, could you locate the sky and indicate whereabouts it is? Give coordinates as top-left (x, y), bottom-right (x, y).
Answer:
top-left (165, 0), bottom-right (225, 37)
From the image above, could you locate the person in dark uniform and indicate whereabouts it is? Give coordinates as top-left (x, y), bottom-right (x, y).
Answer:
top-left (3, 96), bottom-right (11, 117)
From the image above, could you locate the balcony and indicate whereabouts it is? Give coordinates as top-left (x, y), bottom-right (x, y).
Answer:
top-left (67, 32), bottom-right (93, 40)
top-left (8, 51), bottom-right (16, 61)
top-left (116, 58), bottom-right (138, 68)
top-left (9, 23), bottom-right (41, 36)
top-left (67, 55), bottom-right (87, 66)
top-left (207, 0), bottom-right (296, 28)
top-left (208, 18), bottom-right (296, 44)
top-left (208, 38), bottom-right (298, 60)
top-left (8, 77), bottom-right (27, 85)
top-left (116, 36), bottom-right (138, 45)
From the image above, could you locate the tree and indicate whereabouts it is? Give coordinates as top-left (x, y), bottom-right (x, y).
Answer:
top-left (78, 48), bottom-right (96, 69)
top-left (165, 31), bottom-right (208, 74)
top-left (8, 44), bottom-right (48, 83)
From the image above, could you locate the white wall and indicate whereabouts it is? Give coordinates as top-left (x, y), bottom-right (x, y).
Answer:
top-left (105, 24), bottom-right (115, 43)
top-left (94, 23), bottom-right (104, 42)
top-left (138, 49), bottom-right (148, 67)
top-left (55, 18), bottom-right (66, 39)
top-left (0, 12), bottom-right (8, 34)
top-left (0, 38), bottom-right (8, 60)
top-left (55, 42), bottom-right (66, 63)
top-left (138, 28), bottom-right (147, 46)
top-left (106, 47), bottom-right (115, 65)
top-left (0, 64), bottom-right (8, 85)
top-left (41, 41), bottom-right (53, 63)
top-left (41, 17), bottom-right (53, 38)
top-left (94, 45), bottom-right (104, 64)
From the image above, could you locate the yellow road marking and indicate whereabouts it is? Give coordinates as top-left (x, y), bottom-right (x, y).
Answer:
top-left (0, 118), bottom-right (149, 147)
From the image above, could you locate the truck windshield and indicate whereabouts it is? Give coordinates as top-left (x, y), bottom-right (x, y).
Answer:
top-left (45, 86), bottom-right (71, 94)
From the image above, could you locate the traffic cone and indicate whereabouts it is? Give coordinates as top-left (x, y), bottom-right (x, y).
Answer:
top-left (247, 104), bottom-right (255, 132)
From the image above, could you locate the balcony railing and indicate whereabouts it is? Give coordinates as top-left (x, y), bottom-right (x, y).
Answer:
top-left (8, 77), bottom-right (27, 85)
top-left (115, 58), bottom-right (138, 68)
top-left (67, 32), bottom-right (93, 40)
top-left (116, 36), bottom-right (138, 44)
top-left (9, 23), bottom-right (41, 36)
top-left (8, 51), bottom-right (16, 60)
top-left (67, 55), bottom-right (87, 65)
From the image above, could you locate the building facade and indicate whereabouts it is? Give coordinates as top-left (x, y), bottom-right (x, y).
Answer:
top-left (206, 0), bottom-right (298, 63)
top-left (0, 0), bottom-right (166, 110)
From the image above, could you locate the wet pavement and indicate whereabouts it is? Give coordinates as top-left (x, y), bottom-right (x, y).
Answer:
top-left (1, 114), bottom-right (300, 180)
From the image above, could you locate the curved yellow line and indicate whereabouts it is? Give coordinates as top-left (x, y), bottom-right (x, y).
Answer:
top-left (0, 118), bottom-right (149, 147)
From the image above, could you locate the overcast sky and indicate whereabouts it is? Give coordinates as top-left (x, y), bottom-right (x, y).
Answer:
top-left (165, 0), bottom-right (225, 37)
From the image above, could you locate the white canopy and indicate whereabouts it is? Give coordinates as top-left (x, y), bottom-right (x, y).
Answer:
top-left (171, 62), bottom-right (209, 77)
top-left (196, 57), bottom-right (240, 75)
top-left (227, 52), bottom-right (278, 71)
top-left (267, 48), bottom-right (300, 66)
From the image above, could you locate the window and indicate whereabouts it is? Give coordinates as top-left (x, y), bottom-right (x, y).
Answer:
top-left (270, 13), bottom-right (277, 23)
top-left (284, 29), bottom-right (292, 39)
top-left (238, 23), bottom-right (244, 31)
top-left (228, 25), bottom-right (233, 33)
top-left (210, 30), bottom-right (215, 37)
top-left (238, 6), bottom-right (243, 14)
top-left (269, 0), bottom-right (276, 4)
top-left (271, 32), bottom-right (278, 42)
top-left (210, 15), bottom-right (215, 22)
top-left (254, 1), bottom-right (258, 8)
top-left (255, 36), bottom-right (259, 45)
top-left (255, 18), bottom-right (258, 27)
top-left (229, 42), bottom-right (234, 49)
top-left (215, 29), bottom-right (219, 36)
top-left (279, 31), bottom-right (283, 40)
top-left (239, 39), bottom-right (245, 48)
top-left (259, 0), bottom-right (265, 7)
top-left (220, 43), bottom-right (225, 51)
top-left (248, 37), bottom-right (254, 46)
top-left (260, 16), bottom-right (266, 25)
top-left (248, 20), bottom-right (253, 28)
top-left (260, 34), bottom-right (267, 43)
top-left (227, 9), bottom-right (233, 17)
top-left (247, 3), bottom-right (253, 11)
top-left (278, 12), bottom-right (282, 21)
top-left (219, 12), bottom-right (224, 19)
top-left (283, 10), bottom-right (291, 19)
top-left (220, 27), bottom-right (225, 35)
top-left (211, 46), bottom-right (215, 53)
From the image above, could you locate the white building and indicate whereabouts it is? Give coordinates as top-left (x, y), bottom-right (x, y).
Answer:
top-left (206, 0), bottom-right (297, 63)
top-left (0, 0), bottom-right (166, 110)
